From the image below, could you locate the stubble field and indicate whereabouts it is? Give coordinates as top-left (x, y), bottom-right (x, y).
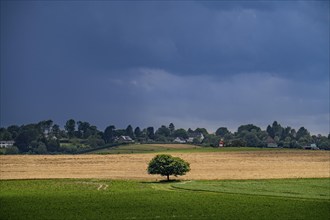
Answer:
top-left (1, 150), bottom-right (329, 180)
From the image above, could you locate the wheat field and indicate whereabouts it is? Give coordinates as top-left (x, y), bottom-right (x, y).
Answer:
top-left (1, 150), bottom-right (329, 180)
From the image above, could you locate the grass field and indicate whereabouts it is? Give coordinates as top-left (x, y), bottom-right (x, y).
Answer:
top-left (90, 143), bottom-right (202, 154)
top-left (89, 144), bottom-right (284, 154)
top-left (1, 178), bottom-right (329, 220)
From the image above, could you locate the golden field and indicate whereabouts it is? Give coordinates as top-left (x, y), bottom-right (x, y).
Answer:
top-left (1, 150), bottom-right (329, 180)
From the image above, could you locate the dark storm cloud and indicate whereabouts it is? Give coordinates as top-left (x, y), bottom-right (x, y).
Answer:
top-left (3, 1), bottom-right (327, 77)
top-left (1, 1), bottom-right (329, 134)
top-left (108, 68), bottom-right (329, 134)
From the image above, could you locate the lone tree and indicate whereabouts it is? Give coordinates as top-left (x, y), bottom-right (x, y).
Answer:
top-left (147, 154), bottom-right (190, 181)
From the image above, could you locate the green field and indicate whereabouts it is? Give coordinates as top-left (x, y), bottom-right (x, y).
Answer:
top-left (1, 178), bottom-right (329, 219)
top-left (90, 144), bottom-right (287, 154)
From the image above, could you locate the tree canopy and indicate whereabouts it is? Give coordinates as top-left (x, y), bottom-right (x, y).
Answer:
top-left (147, 154), bottom-right (190, 181)
top-left (1, 119), bottom-right (329, 155)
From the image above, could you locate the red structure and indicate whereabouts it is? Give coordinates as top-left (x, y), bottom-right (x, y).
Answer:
top-left (219, 140), bottom-right (224, 147)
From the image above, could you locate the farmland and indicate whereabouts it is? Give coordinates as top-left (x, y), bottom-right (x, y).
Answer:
top-left (89, 143), bottom-right (282, 154)
top-left (1, 178), bottom-right (329, 219)
top-left (1, 149), bottom-right (329, 180)
top-left (1, 148), bottom-right (329, 219)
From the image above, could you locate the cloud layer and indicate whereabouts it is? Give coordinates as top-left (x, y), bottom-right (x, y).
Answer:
top-left (1, 1), bottom-right (329, 134)
top-left (106, 68), bottom-right (329, 134)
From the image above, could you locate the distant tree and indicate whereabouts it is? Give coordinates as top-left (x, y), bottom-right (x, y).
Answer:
top-left (87, 135), bottom-right (105, 148)
top-left (169, 123), bottom-right (175, 135)
top-left (318, 136), bottom-right (330, 150)
top-left (7, 125), bottom-right (20, 139)
top-left (290, 128), bottom-right (297, 139)
top-left (15, 124), bottom-right (39, 152)
top-left (173, 128), bottom-right (188, 139)
top-left (5, 146), bottom-right (19, 155)
top-left (65, 119), bottom-right (76, 138)
top-left (147, 127), bottom-right (155, 140)
top-left (281, 126), bottom-right (292, 141)
top-left (215, 127), bottom-right (230, 137)
top-left (237, 124), bottom-right (261, 134)
top-left (139, 129), bottom-right (149, 142)
top-left (32, 142), bottom-right (48, 154)
top-left (0, 128), bottom-right (12, 141)
top-left (46, 139), bottom-right (60, 152)
top-left (154, 135), bottom-right (169, 142)
top-left (266, 125), bottom-right (274, 138)
top-left (114, 129), bottom-right (126, 137)
top-left (271, 121), bottom-right (279, 131)
top-left (187, 128), bottom-right (194, 136)
top-left (194, 128), bottom-right (208, 136)
top-left (272, 121), bottom-right (283, 139)
top-left (296, 127), bottom-right (310, 140)
top-left (283, 137), bottom-right (292, 148)
top-left (87, 125), bottom-right (99, 138)
top-left (51, 124), bottom-right (61, 138)
top-left (192, 137), bottom-right (201, 145)
top-left (202, 134), bottom-right (221, 147)
top-left (223, 133), bottom-right (234, 141)
top-left (244, 133), bottom-right (261, 147)
top-left (147, 154), bottom-right (190, 181)
top-left (38, 120), bottom-right (53, 135)
top-left (227, 138), bottom-right (247, 147)
top-left (155, 125), bottom-right (171, 142)
top-left (104, 125), bottom-right (115, 143)
top-left (77, 121), bottom-right (92, 138)
top-left (257, 131), bottom-right (269, 146)
top-left (134, 127), bottom-right (141, 138)
top-left (125, 125), bottom-right (134, 138)
top-left (156, 125), bottom-right (170, 137)
top-left (290, 140), bottom-right (300, 148)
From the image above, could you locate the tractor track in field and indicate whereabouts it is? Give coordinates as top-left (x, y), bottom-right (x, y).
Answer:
top-left (76, 181), bottom-right (109, 190)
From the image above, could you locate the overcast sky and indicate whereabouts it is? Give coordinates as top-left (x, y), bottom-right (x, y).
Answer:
top-left (1, 1), bottom-right (329, 134)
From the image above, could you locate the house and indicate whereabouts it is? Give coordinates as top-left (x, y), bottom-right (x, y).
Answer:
top-left (266, 136), bottom-right (278, 148)
top-left (219, 140), bottom-right (224, 147)
top-left (117, 136), bottom-right (134, 143)
top-left (310, 144), bottom-right (319, 150)
top-left (174, 137), bottom-right (186, 144)
top-left (186, 132), bottom-right (204, 143)
top-left (198, 133), bottom-right (205, 141)
top-left (186, 137), bottom-right (194, 143)
top-left (303, 144), bottom-right (319, 150)
top-left (0, 141), bottom-right (15, 148)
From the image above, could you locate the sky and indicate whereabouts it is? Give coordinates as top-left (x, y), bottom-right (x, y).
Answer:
top-left (1, 1), bottom-right (329, 135)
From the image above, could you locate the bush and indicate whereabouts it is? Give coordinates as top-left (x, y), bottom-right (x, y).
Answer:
top-left (59, 144), bottom-right (78, 153)
top-left (5, 146), bottom-right (19, 155)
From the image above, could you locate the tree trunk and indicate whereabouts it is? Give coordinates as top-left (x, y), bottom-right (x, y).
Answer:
top-left (167, 174), bottom-right (170, 181)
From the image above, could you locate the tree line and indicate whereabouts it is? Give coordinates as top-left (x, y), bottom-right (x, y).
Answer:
top-left (0, 119), bottom-right (329, 154)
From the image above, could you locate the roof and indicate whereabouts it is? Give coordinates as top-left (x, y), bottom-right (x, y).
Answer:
top-left (266, 136), bottom-right (276, 144)
top-left (120, 136), bottom-right (133, 141)
top-left (0, 141), bottom-right (15, 144)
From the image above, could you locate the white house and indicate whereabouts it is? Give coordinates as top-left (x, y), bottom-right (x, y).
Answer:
top-left (186, 133), bottom-right (204, 144)
top-left (118, 136), bottom-right (134, 143)
top-left (186, 137), bottom-right (194, 143)
top-left (174, 137), bottom-right (186, 143)
top-left (0, 141), bottom-right (15, 148)
top-left (303, 144), bottom-right (319, 150)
